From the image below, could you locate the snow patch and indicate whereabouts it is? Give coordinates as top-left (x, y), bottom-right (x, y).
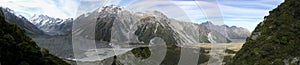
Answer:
top-left (208, 32), bottom-right (217, 43)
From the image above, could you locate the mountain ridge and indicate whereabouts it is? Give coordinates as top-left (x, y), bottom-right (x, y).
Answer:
top-left (73, 5), bottom-right (231, 45)
top-left (1, 7), bottom-right (44, 35)
top-left (29, 14), bottom-right (73, 35)
top-left (201, 21), bottom-right (250, 39)
top-left (1, 5), bottom-right (247, 63)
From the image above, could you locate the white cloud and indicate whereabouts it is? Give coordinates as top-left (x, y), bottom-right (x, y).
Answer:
top-left (0, 0), bottom-right (284, 31)
top-left (0, 0), bottom-right (80, 19)
top-left (74, 0), bottom-right (123, 18)
top-left (171, 0), bottom-right (283, 31)
top-left (123, 0), bottom-right (283, 31)
top-left (126, 0), bottom-right (193, 22)
top-left (104, 0), bottom-right (122, 6)
top-left (218, 0), bottom-right (283, 31)
top-left (75, 0), bottom-right (106, 17)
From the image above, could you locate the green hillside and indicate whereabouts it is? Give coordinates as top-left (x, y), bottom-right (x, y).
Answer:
top-left (228, 0), bottom-right (300, 65)
top-left (0, 8), bottom-right (69, 65)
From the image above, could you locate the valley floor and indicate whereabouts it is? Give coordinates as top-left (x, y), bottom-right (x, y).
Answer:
top-left (187, 40), bottom-right (245, 65)
top-left (191, 40), bottom-right (245, 51)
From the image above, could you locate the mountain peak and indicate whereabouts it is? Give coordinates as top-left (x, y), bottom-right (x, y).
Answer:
top-left (98, 5), bottom-right (124, 13)
top-left (150, 10), bottom-right (168, 18)
top-left (3, 7), bottom-right (15, 14)
top-left (202, 21), bottom-right (214, 25)
top-left (30, 14), bottom-right (62, 25)
top-left (1, 7), bottom-right (44, 35)
top-left (200, 21), bottom-right (250, 39)
top-left (29, 14), bottom-right (73, 35)
top-left (2, 7), bottom-right (27, 20)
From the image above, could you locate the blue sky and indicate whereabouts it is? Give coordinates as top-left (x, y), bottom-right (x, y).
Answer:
top-left (0, 0), bottom-right (283, 31)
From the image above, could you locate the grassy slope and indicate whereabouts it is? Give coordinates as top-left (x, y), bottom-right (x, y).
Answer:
top-left (228, 0), bottom-right (300, 65)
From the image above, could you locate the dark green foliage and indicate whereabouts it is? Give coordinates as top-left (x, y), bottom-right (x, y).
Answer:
top-left (225, 49), bottom-right (237, 54)
top-left (127, 46), bottom-right (210, 65)
top-left (227, 0), bottom-right (300, 65)
top-left (160, 45), bottom-right (182, 65)
top-left (131, 47), bottom-right (151, 59)
top-left (0, 8), bottom-right (69, 65)
top-left (112, 56), bottom-right (124, 65)
top-left (160, 46), bottom-right (210, 65)
top-left (223, 55), bottom-right (234, 64)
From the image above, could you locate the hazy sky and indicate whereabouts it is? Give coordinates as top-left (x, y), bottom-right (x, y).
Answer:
top-left (0, 0), bottom-right (283, 31)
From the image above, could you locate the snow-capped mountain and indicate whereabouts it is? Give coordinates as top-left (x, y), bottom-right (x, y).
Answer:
top-left (73, 5), bottom-right (231, 46)
top-left (201, 21), bottom-right (251, 39)
top-left (1, 7), bottom-right (44, 35)
top-left (2, 5), bottom-right (231, 59)
top-left (68, 5), bottom-right (231, 63)
top-left (29, 14), bottom-right (73, 35)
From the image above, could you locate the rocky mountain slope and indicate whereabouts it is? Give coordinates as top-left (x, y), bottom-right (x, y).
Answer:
top-left (70, 5), bottom-right (231, 65)
top-left (0, 7), bottom-right (69, 65)
top-left (73, 5), bottom-right (231, 46)
top-left (228, 0), bottom-right (300, 65)
top-left (1, 8), bottom-right (44, 35)
top-left (2, 5), bottom-right (232, 64)
top-left (29, 14), bottom-right (73, 35)
top-left (201, 21), bottom-right (250, 39)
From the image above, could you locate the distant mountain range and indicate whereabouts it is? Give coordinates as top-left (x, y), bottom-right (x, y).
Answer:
top-left (2, 8), bottom-right (44, 35)
top-left (201, 21), bottom-right (250, 39)
top-left (30, 14), bottom-right (73, 35)
top-left (73, 5), bottom-right (231, 46)
top-left (1, 5), bottom-right (250, 63)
